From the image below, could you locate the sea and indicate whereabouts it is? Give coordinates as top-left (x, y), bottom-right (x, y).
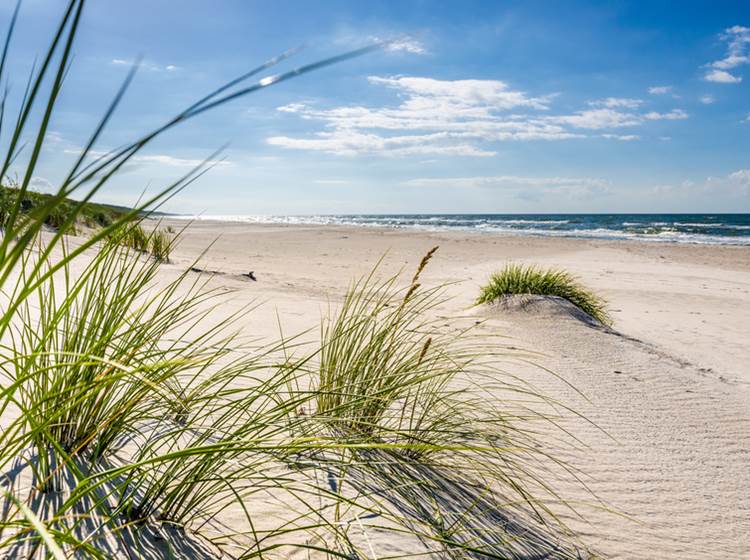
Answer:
top-left (179, 214), bottom-right (750, 246)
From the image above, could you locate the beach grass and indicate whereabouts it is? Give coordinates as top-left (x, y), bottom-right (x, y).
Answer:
top-left (307, 250), bottom-right (587, 557)
top-left (8, 238), bottom-right (231, 484)
top-left (0, 1), bottom-right (591, 557)
top-left (117, 222), bottom-right (149, 252)
top-left (0, 184), bottom-right (128, 233)
top-left (478, 263), bottom-right (612, 325)
top-left (315, 247), bottom-right (447, 439)
top-left (0, 0), bottom-right (381, 554)
top-left (148, 227), bottom-right (172, 261)
top-left (106, 221), bottom-right (173, 260)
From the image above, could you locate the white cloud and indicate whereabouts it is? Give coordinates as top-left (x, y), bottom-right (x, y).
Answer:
top-left (703, 26), bottom-right (750, 83)
top-left (553, 108), bottom-right (642, 129)
top-left (368, 76), bottom-right (553, 111)
top-left (704, 69), bottom-right (742, 83)
top-left (711, 169), bottom-right (750, 196)
top-left (29, 176), bottom-right (54, 192)
top-left (643, 109), bottom-right (689, 120)
top-left (363, 35), bottom-right (427, 55)
top-left (656, 169), bottom-right (750, 197)
top-left (715, 26), bottom-right (750, 67)
top-left (743, 113), bottom-right (750, 123)
top-left (61, 147), bottom-right (228, 168)
top-left (111, 58), bottom-right (180, 72)
top-left (405, 175), bottom-right (611, 198)
top-left (699, 94), bottom-right (716, 104)
top-left (601, 134), bottom-right (639, 141)
top-left (63, 148), bottom-right (107, 157)
top-left (269, 76), bottom-right (575, 156)
top-left (385, 38), bottom-right (427, 55)
top-left (44, 131), bottom-right (64, 144)
top-left (589, 97), bottom-right (643, 109)
top-left (132, 155), bottom-right (229, 167)
top-left (728, 169), bottom-right (750, 183)
top-left (270, 76), bottom-right (689, 156)
top-left (278, 103), bottom-right (306, 113)
top-left (551, 107), bottom-right (686, 129)
top-left (713, 54), bottom-right (750, 69)
top-left (268, 130), bottom-right (497, 157)
top-left (648, 86), bottom-right (672, 95)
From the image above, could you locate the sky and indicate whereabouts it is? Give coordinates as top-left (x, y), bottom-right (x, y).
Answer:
top-left (2, 0), bottom-right (750, 214)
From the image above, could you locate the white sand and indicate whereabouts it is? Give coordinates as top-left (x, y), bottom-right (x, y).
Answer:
top-left (4, 220), bottom-right (748, 558)
top-left (158, 220), bottom-right (750, 559)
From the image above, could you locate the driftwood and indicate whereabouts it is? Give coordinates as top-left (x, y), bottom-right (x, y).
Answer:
top-left (189, 266), bottom-right (257, 282)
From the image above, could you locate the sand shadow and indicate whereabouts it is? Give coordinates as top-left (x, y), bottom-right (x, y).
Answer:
top-left (316, 447), bottom-right (589, 560)
top-left (0, 452), bottom-right (218, 559)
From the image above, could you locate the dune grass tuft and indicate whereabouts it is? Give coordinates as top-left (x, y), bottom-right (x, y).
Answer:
top-left (148, 228), bottom-right (172, 261)
top-left (314, 247), bottom-right (447, 439)
top-left (109, 222), bottom-right (172, 261)
top-left (304, 251), bottom-right (590, 557)
top-left (477, 263), bottom-right (611, 325)
top-left (7, 237), bottom-right (232, 485)
top-left (118, 222), bottom-right (149, 252)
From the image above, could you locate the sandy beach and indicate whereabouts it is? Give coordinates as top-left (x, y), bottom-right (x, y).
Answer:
top-left (151, 219), bottom-right (750, 559)
top-left (4, 2), bottom-right (750, 556)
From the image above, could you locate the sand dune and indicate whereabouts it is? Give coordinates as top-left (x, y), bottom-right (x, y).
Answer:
top-left (477, 303), bottom-right (750, 558)
top-left (159, 219), bottom-right (749, 558)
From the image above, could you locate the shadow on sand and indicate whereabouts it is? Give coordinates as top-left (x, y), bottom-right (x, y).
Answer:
top-left (1, 453), bottom-right (218, 559)
top-left (321, 448), bottom-right (591, 560)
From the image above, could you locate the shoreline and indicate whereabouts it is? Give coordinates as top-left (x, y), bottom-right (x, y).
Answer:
top-left (162, 214), bottom-right (750, 247)
top-left (161, 217), bottom-right (750, 270)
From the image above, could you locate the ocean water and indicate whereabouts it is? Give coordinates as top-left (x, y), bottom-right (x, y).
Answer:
top-left (179, 214), bottom-right (750, 246)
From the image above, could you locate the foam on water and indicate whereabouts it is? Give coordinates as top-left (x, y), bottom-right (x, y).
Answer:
top-left (170, 214), bottom-right (750, 246)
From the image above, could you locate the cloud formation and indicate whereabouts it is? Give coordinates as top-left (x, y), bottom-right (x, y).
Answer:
top-left (655, 169), bottom-right (750, 197)
top-left (643, 109), bottom-right (689, 121)
top-left (111, 59), bottom-right (180, 72)
top-left (29, 176), bottom-right (54, 192)
top-left (703, 26), bottom-right (750, 83)
top-left (62, 146), bottom-right (228, 168)
top-left (589, 97), bottom-right (643, 109)
top-left (131, 155), bottom-right (229, 167)
top-left (648, 85), bottom-right (672, 95)
top-left (717, 169), bottom-right (750, 195)
top-left (705, 69), bottom-right (742, 83)
top-left (369, 76), bottom-right (553, 111)
top-left (404, 175), bottom-right (611, 198)
top-left (268, 77), bottom-right (688, 156)
top-left (384, 38), bottom-right (427, 55)
top-left (601, 134), bottom-right (639, 141)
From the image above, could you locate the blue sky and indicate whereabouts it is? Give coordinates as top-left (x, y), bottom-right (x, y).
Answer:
top-left (3, 0), bottom-right (750, 214)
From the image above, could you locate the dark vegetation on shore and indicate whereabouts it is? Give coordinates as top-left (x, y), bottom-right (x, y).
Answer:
top-left (0, 1), bottom-right (595, 558)
top-left (1, 184), bottom-right (175, 261)
top-left (0, 183), bottom-right (129, 232)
